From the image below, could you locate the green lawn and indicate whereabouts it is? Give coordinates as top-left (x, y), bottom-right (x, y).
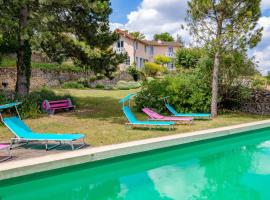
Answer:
top-left (0, 89), bottom-right (269, 146)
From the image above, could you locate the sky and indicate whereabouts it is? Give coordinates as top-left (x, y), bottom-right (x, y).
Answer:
top-left (110, 0), bottom-right (270, 75)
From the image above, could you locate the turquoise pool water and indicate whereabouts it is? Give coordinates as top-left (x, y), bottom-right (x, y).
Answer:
top-left (1, 128), bottom-right (270, 200)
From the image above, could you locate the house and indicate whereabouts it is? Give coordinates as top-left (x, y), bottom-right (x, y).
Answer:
top-left (114, 29), bottom-right (181, 70)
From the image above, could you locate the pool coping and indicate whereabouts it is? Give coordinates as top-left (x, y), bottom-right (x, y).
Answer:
top-left (1, 119), bottom-right (270, 180)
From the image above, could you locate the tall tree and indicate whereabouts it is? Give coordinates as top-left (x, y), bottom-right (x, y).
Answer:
top-left (154, 32), bottom-right (174, 42)
top-left (0, 0), bottom-right (124, 96)
top-left (129, 32), bottom-right (146, 40)
top-left (187, 0), bottom-right (263, 117)
top-left (129, 32), bottom-right (145, 66)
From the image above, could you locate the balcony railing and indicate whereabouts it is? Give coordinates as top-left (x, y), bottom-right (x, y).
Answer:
top-left (166, 52), bottom-right (175, 57)
top-left (114, 47), bottom-right (126, 54)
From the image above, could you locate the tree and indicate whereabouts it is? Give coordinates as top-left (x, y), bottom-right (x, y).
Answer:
top-left (154, 55), bottom-right (171, 66)
top-left (187, 0), bottom-right (263, 117)
top-left (154, 32), bottom-right (174, 42)
top-left (129, 32), bottom-right (146, 40)
top-left (128, 32), bottom-right (145, 66)
top-left (176, 34), bottom-right (185, 46)
top-left (0, 0), bottom-right (124, 96)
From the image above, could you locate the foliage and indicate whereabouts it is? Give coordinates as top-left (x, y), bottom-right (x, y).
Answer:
top-left (126, 65), bottom-right (141, 81)
top-left (0, 88), bottom-right (73, 118)
top-left (135, 68), bottom-right (212, 113)
top-left (265, 72), bottom-right (270, 85)
top-left (62, 82), bottom-right (85, 89)
top-left (154, 55), bottom-right (171, 66)
top-left (0, 0), bottom-right (124, 95)
top-left (115, 81), bottom-right (141, 90)
top-left (143, 62), bottom-right (167, 77)
top-left (129, 32), bottom-right (146, 40)
top-left (187, 0), bottom-right (263, 117)
top-left (251, 75), bottom-right (267, 89)
top-left (219, 85), bottom-right (252, 110)
top-left (175, 48), bottom-right (204, 68)
top-left (153, 32), bottom-right (174, 42)
top-left (95, 83), bottom-right (105, 89)
top-left (219, 51), bottom-right (258, 93)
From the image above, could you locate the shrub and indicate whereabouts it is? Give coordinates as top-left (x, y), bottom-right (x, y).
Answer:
top-left (115, 81), bottom-right (141, 90)
top-left (143, 62), bottom-right (167, 77)
top-left (154, 55), bottom-right (171, 66)
top-left (127, 65), bottom-right (141, 81)
top-left (135, 70), bottom-right (211, 113)
top-left (96, 83), bottom-right (105, 89)
top-left (0, 88), bottom-right (74, 118)
top-left (62, 81), bottom-right (85, 89)
top-left (175, 48), bottom-right (204, 69)
top-left (251, 75), bottom-right (267, 89)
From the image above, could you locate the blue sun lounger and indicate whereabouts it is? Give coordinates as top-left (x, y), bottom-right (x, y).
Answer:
top-left (120, 94), bottom-right (175, 130)
top-left (0, 102), bottom-right (86, 150)
top-left (165, 104), bottom-right (212, 119)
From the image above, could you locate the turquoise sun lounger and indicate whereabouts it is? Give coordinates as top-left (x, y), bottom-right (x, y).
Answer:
top-left (165, 104), bottom-right (212, 119)
top-left (122, 106), bottom-right (175, 130)
top-left (0, 103), bottom-right (86, 150)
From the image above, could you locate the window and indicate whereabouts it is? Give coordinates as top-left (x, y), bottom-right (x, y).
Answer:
top-left (168, 47), bottom-right (174, 57)
top-left (125, 56), bottom-right (130, 66)
top-left (168, 47), bottom-right (174, 53)
top-left (150, 46), bottom-right (154, 55)
top-left (136, 57), bottom-right (140, 68)
top-left (117, 40), bottom-right (124, 48)
top-left (167, 62), bottom-right (174, 70)
top-left (140, 58), bottom-right (144, 68)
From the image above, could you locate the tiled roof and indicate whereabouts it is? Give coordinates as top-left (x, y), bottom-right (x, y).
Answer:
top-left (115, 29), bottom-right (181, 47)
top-left (142, 40), bottom-right (181, 47)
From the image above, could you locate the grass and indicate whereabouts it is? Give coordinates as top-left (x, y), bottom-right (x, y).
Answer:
top-left (0, 88), bottom-right (269, 147)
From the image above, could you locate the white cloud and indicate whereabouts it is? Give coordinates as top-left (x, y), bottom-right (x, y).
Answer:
top-left (110, 0), bottom-right (189, 41)
top-left (110, 0), bottom-right (270, 74)
top-left (250, 16), bottom-right (270, 75)
top-left (262, 0), bottom-right (270, 8)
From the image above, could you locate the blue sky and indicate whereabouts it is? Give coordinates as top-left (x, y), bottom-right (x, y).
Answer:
top-left (110, 0), bottom-right (270, 74)
top-left (111, 0), bottom-right (141, 24)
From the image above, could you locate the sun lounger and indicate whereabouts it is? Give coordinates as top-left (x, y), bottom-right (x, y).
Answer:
top-left (142, 108), bottom-right (193, 124)
top-left (0, 102), bottom-right (86, 150)
top-left (165, 104), bottom-right (211, 119)
top-left (123, 106), bottom-right (175, 130)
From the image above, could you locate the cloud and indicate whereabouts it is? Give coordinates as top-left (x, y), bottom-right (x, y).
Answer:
top-left (110, 0), bottom-right (189, 41)
top-left (262, 0), bottom-right (270, 8)
top-left (250, 16), bottom-right (270, 75)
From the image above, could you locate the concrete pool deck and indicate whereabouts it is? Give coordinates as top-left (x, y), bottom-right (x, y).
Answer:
top-left (1, 119), bottom-right (270, 181)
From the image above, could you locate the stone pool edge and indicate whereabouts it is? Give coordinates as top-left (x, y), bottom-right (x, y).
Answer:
top-left (1, 119), bottom-right (270, 180)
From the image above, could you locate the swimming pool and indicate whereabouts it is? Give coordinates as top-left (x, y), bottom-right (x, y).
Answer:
top-left (1, 127), bottom-right (270, 200)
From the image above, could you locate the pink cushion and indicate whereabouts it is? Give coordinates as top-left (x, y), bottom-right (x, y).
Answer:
top-left (0, 144), bottom-right (10, 150)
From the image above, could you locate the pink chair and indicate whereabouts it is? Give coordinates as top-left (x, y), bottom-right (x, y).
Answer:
top-left (142, 108), bottom-right (194, 124)
top-left (0, 143), bottom-right (11, 162)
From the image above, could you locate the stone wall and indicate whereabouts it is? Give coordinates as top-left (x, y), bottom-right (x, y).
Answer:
top-left (0, 68), bottom-right (133, 90)
top-left (241, 90), bottom-right (270, 115)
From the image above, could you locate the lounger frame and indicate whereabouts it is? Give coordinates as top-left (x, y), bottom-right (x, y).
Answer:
top-left (10, 137), bottom-right (86, 151)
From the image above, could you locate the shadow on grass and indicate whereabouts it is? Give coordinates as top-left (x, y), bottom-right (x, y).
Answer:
top-left (57, 96), bottom-right (149, 126)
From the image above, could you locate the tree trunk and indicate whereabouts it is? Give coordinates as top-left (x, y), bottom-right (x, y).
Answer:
top-left (16, 6), bottom-right (31, 96)
top-left (211, 51), bottom-right (220, 118)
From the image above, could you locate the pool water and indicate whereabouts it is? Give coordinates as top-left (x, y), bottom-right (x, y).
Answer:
top-left (1, 128), bottom-right (270, 200)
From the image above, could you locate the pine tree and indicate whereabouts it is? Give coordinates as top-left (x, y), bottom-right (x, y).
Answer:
top-left (187, 0), bottom-right (263, 117)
